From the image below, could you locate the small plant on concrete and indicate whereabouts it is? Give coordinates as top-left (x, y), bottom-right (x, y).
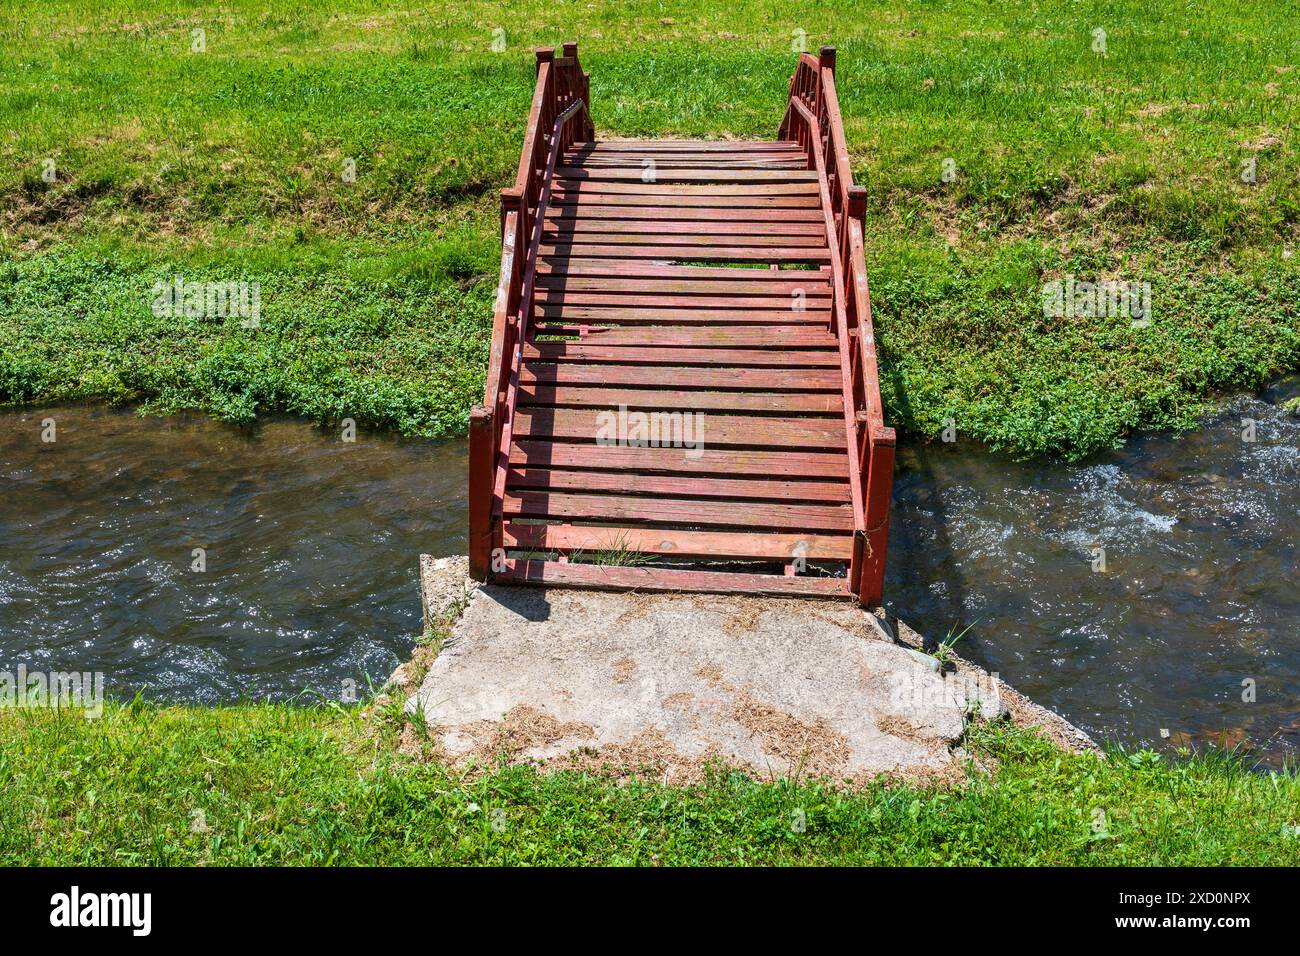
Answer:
top-left (931, 619), bottom-right (979, 668)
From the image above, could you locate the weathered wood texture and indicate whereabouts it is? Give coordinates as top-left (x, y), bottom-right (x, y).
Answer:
top-left (470, 42), bottom-right (894, 606)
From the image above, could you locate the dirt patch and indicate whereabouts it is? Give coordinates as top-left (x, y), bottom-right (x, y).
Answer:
top-left (731, 688), bottom-right (850, 779)
top-left (693, 662), bottom-right (734, 692)
top-left (806, 606), bottom-right (883, 644)
top-left (453, 704), bottom-right (596, 762)
top-left (1136, 102), bottom-right (1174, 118)
top-left (614, 590), bottom-right (662, 627)
top-left (707, 595), bottom-right (767, 636)
top-left (544, 727), bottom-right (725, 786)
top-left (853, 758), bottom-right (970, 789)
top-left (997, 682), bottom-right (1099, 754)
top-left (612, 656), bottom-right (636, 684)
top-left (876, 714), bottom-right (945, 754)
top-left (1242, 133), bottom-right (1283, 151)
top-left (396, 722), bottom-right (424, 758)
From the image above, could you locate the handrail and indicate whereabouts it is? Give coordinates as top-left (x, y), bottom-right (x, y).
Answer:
top-left (469, 43), bottom-right (592, 580)
top-left (490, 97), bottom-right (588, 512)
top-left (786, 97), bottom-right (866, 541)
top-left (779, 47), bottom-right (896, 607)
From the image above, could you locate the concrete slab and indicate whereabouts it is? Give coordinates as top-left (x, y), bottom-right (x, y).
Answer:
top-left (404, 557), bottom-right (1089, 784)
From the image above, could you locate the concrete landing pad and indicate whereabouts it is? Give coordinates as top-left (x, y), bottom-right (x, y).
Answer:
top-left (401, 557), bottom-right (1082, 785)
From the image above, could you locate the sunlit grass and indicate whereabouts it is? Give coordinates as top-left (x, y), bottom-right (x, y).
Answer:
top-left (1, 0), bottom-right (1296, 454)
top-left (2, 702), bottom-right (1297, 865)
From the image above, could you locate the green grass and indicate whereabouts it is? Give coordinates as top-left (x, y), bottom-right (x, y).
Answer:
top-left (3, 702), bottom-right (1297, 865)
top-left (1, 0), bottom-right (1297, 454)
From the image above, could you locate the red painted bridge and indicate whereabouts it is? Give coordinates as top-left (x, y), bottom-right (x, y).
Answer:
top-left (468, 42), bottom-right (895, 606)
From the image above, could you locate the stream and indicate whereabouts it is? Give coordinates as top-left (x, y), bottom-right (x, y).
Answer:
top-left (1, 379), bottom-right (1296, 764)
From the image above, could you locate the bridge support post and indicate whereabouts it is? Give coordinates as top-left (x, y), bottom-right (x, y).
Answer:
top-left (857, 427), bottom-right (896, 607)
top-left (468, 404), bottom-right (495, 581)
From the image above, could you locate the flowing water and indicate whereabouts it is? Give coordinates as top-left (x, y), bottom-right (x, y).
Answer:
top-left (0, 408), bottom-right (465, 704)
top-left (886, 377), bottom-right (1299, 766)
top-left (1, 380), bottom-right (1296, 763)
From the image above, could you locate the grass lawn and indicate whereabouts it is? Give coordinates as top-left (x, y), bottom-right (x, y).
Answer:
top-left (3, 702), bottom-right (1298, 866)
top-left (2, 0), bottom-right (1296, 456)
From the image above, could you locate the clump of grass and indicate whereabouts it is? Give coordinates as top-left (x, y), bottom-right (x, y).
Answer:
top-left (584, 533), bottom-right (655, 568)
top-left (930, 619), bottom-right (979, 668)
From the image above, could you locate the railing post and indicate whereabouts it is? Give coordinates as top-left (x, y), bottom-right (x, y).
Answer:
top-left (582, 70), bottom-right (593, 139)
top-left (468, 404), bottom-right (495, 581)
top-left (858, 427), bottom-right (896, 607)
top-left (500, 186), bottom-right (521, 239)
top-left (817, 46), bottom-right (835, 117)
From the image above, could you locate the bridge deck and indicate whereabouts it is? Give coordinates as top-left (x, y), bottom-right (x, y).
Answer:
top-left (505, 140), bottom-right (854, 594)
top-left (471, 44), bottom-right (895, 605)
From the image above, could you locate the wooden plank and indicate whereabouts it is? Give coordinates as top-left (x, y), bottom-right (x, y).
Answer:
top-left (545, 205), bottom-right (826, 222)
top-left (569, 146), bottom-right (804, 156)
top-left (555, 168), bottom-right (819, 183)
top-left (568, 146), bottom-right (804, 155)
top-left (534, 305), bottom-right (830, 325)
top-left (566, 157), bottom-right (805, 164)
top-left (550, 193), bottom-right (821, 208)
top-left (531, 325), bottom-right (836, 348)
top-left (503, 524), bottom-right (854, 560)
top-left (522, 342), bottom-right (839, 367)
top-left (539, 244), bottom-right (831, 263)
top-left (518, 386), bottom-right (842, 414)
top-left (566, 159), bottom-right (809, 170)
top-left (535, 259), bottom-right (830, 283)
top-left (534, 275), bottom-right (830, 295)
top-left (544, 219), bottom-right (828, 237)
top-left (520, 363), bottom-right (840, 390)
top-left (540, 231), bottom-right (827, 248)
top-left (497, 559), bottom-right (850, 597)
top-left (512, 408), bottom-right (845, 449)
top-left (509, 440), bottom-right (848, 478)
top-left (572, 140), bottom-right (804, 152)
top-left (507, 467), bottom-right (849, 502)
top-left (565, 153), bottom-right (807, 164)
top-left (503, 490), bottom-right (854, 531)
top-left (549, 181), bottom-right (819, 196)
top-left (534, 292), bottom-right (826, 310)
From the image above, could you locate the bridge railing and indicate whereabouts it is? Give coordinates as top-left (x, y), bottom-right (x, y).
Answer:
top-left (779, 47), bottom-right (896, 607)
top-left (470, 43), bottom-right (592, 580)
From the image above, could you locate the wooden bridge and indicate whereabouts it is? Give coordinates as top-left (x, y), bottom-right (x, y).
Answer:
top-left (468, 42), bottom-right (895, 606)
